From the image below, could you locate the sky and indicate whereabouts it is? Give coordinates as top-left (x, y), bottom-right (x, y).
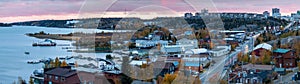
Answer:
top-left (0, 0), bottom-right (299, 23)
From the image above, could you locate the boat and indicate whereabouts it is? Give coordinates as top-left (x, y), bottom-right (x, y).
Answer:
top-left (32, 39), bottom-right (56, 46)
top-left (27, 60), bottom-right (40, 64)
top-left (24, 52), bottom-right (30, 55)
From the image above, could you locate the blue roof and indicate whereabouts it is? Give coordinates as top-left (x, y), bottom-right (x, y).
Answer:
top-left (273, 48), bottom-right (290, 53)
top-left (274, 68), bottom-right (285, 71)
top-left (184, 62), bottom-right (200, 67)
top-left (173, 61), bottom-right (179, 67)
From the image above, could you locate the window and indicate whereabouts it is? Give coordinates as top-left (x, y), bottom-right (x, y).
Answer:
top-left (55, 76), bottom-right (58, 80)
top-left (61, 77), bottom-right (65, 81)
top-left (49, 75), bottom-right (52, 79)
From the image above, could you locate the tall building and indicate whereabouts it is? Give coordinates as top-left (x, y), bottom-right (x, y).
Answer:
top-left (263, 11), bottom-right (270, 17)
top-left (201, 9), bottom-right (209, 14)
top-left (272, 8), bottom-right (281, 18)
top-left (297, 10), bottom-right (300, 15)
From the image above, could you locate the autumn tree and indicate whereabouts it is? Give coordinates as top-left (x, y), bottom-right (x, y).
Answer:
top-left (54, 57), bottom-right (60, 67)
top-left (292, 40), bottom-right (300, 58)
top-left (60, 60), bottom-right (68, 67)
top-left (74, 61), bottom-right (78, 67)
top-left (157, 76), bottom-right (164, 84)
top-left (29, 77), bottom-right (34, 84)
top-left (193, 76), bottom-right (202, 84)
top-left (50, 60), bottom-right (55, 68)
top-left (250, 56), bottom-right (256, 64)
top-left (237, 52), bottom-right (243, 62)
top-left (298, 62), bottom-right (300, 70)
top-left (157, 43), bottom-right (161, 51)
top-left (220, 79), bottom-right (228, 84)
top-left (242, 54), bottom-right (249, 63)
top-left (209, 42), bottom-right (215, 49)
top-left (259, 50), bottom-right (271, 65)
top-left (163, 74), bottom-right (178, 84)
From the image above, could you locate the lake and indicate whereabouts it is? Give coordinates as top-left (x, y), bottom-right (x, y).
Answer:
top-left (0, 26), bottom-right (109, 83)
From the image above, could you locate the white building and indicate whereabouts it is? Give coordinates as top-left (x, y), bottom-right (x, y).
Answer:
top-left (176, 38), bottom-right (198, 49)
top-left (135, 40), bottom-right (168, 48)
top-left (209, 45), bottom-right (231, 57)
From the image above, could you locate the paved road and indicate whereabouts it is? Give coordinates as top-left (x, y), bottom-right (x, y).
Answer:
top-left (273, 69), bottom-right (298, 84)
top-left (200, 37), bottom-right (252, 83)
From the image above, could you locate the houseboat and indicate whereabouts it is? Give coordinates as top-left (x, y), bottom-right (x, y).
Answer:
top-left (32, 39), bottom-right (56, 46)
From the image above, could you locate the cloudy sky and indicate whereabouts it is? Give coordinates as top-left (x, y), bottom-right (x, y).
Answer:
top-left (0, 0), bottom-right (299, 23)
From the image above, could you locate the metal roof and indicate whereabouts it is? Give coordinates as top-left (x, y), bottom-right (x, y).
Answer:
top-left (273, 48), bottom-right (291, 54)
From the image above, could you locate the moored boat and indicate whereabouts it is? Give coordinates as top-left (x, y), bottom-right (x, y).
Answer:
top-left (32, 39), bottom-right (56, 46)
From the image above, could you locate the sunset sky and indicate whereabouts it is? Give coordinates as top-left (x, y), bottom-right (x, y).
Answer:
top-left (0, 0), bottom-right (299, 23)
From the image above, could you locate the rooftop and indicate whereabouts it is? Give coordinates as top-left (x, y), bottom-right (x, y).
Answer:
top-left (273, 48), bottom-right (291, 54)
top-left (254, 43), bottom-right (272, 51)
top-left (241, 64), bottom-right (273, 71)
top-left (184, 62), bottom-right (201, 67)
top-left (45, 67), bottom-right (77, 77)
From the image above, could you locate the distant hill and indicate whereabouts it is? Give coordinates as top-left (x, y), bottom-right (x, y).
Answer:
top-left (8, 16), bottom-right (289, 30)
top-left (0, 23), bottom-right (12, 27)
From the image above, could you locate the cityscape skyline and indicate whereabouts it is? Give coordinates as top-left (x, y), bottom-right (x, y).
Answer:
top-left (1, 0), bottom-right (300, 23)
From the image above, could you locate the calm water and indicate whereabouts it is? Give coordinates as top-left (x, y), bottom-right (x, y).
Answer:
top-left (0, 26), bottom-right (108, 83)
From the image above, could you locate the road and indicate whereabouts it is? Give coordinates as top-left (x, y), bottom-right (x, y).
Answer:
top-left (200, 35), bottom-right (254, 83)
top-left (273, 69), bottom-right (298, 84)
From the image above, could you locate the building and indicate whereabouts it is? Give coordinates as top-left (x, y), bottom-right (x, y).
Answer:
top-left (184, 61), bottom-right (203, 75)
top-left (241, 64), bottom-right (273, 72)
top-left (252, 43), bottom-right (272, 57)
top-left (176, 38), bottom-right (198, 49)
top-left (161, 38), bottom-right (198, 54)
top-left (77, 71), bottom-right (111, 84)
top-left (297, 10), bottom-right (300, 15)
top-left (263, 11), bottom-right (270, 18)
top-left (44, 67), bottom-right (80, 84)
top-left (272, 8), bottom-right (281, 18)
top-left (229, 64), bottom-right (274, 84)
top-left (135, 40), bottom-right (168, 48)
top-left (201, 9), bottom-right (209, 15)
top-left (153, 61), bottom-right (177, 77)
top-left (273, 48), bottom-right (297, 68)
top-left (209, 45), bottom-right (231, 57)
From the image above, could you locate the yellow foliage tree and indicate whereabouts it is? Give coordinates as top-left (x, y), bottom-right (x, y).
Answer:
top-left (74, 61), bottom-right (78, 67)
top-left (237, 52), bottom-right (243, 62)
top-left (60, 60), bottom-right (68, 67)
top-left (54, 57), bottom-right (60, 67)
top-left (242, 54), bottom-right (249, 63)
top-left (298, 62), bottom-right (300, 70)
top-left (163, 74), bottom-right (178, 84)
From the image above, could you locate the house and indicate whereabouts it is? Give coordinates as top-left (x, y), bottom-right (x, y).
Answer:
top-left (77, 71), bottom-right (111, 84)
top-left (161, 45), bottom-right (183, 54)
top-left (184, 48), bottom-right (208, 55)
top-left (135, 40), bottom-right (168, 48)
top-left (153, 61), bottom-right (177, 77)
top-left (176, 38), bottom-right (198, 49)
top-left (241, 64), bottom-right (273, 73)
top-left (252, 43), bottom-right (272, 57)
top-left (230, 64), bottom-right (274, 84)
top-left (44, 67), bottom-right (80, 84)
top-left (209, 45), bottom-right (231, 57)
top-left (273, 48), bottom-right (297, 68)
top-left (184, 61), bottom-right (203, 75)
